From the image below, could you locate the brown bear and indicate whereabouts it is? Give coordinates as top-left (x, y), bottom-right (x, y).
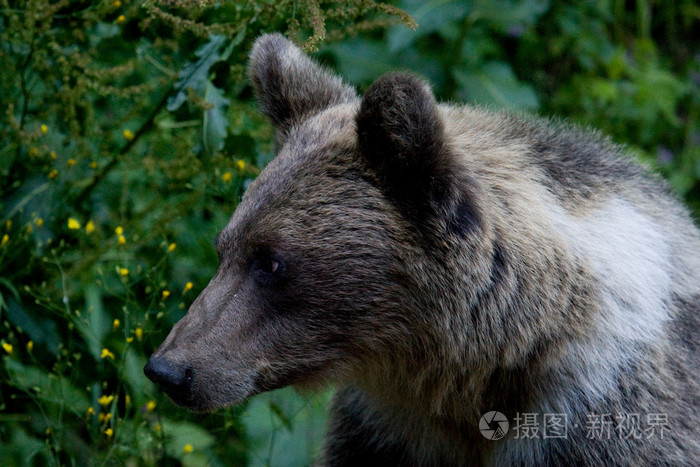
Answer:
top-left (145, 33), bottom-right (700, 466)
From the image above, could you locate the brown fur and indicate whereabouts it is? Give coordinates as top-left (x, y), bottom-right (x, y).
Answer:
top-left (145, 34), bottom-right (700, 466)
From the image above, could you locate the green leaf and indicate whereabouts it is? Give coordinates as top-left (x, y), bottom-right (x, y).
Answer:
top-left (242, 388), bottom-right (331, 467)
top-left (4, 298), bottom-right (60, 351)
top-left (167, 30), bottom-right (244, 112)
top-left (0, 427), bottom-right (50, 466)
top-left (121, 348), bottom-right (148, 398)
top-left (4, 358), bottom-right (90, 414)
top-left (471, 0), bottom-right (551, 31)
top-left (268, 401), bottom-right (293, 431)
top-left (168, 35), bottom-right (226, 112)
top-left (202, 81), bottom-right (230, 157)
top-left (75, 284), bottom-right (109, 362)
top-left (327, 39), bottom-right (398, 86)
top-left (388, 0), bottom-right (471, 52)
top-left (0, 277), bottom-right (20, 302)
top-left (0, 278), bottom-right (19, 318)
top-left (161, 419), bottom-right (216, 460)
top-left (453, 61), bottom-right (539, 110)
top-left (589, 78), bottom-right (618, 102)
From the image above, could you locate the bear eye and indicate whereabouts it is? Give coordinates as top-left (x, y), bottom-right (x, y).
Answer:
top-left (260, 257), bottom-right (280, 274)
top-left (251, 252), bottom-right (285, 285)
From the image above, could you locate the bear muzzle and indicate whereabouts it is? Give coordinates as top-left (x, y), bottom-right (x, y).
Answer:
top-left (144, 356), bottom-right (195, 403)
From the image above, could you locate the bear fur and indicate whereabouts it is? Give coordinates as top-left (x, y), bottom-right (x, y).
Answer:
top-left (145, 33), bottom-right (700, 466)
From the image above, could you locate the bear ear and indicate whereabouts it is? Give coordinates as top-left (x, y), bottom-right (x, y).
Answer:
top-left (248, 33), bottom-right (357, 134)
top-left (357, 73), bottom-right (481, 235)
top-left (357, 72), bottom-right (451, 204)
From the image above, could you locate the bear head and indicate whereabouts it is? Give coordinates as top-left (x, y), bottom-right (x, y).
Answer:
top-left (144, 33), bottom-right (487, 411)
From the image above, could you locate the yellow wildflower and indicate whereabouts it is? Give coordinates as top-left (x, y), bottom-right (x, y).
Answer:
top-left (135, 327), bottom-right (143, 341)
top-left (101, 348), bottom-right (115, 360)
top-left (182, 443), bottom-right (194, 454)
top-left (48, 169), bottom-right (58, 179)
top-left (104, 428), bottom-right (114, 438)
top-left (161, 290), bottom-right (170, 300)
top-left (115, 226), bottom-right (124, 235)
top-left (115, 15), bottom-right (126, 24)
top-left (35, 218), bottom-right (43, 227)
top-left (6, 220), bottom-right (11, 229)
top-left (125, 395), bottom-right (131, 405)
top-left (119, 267), bottom-right (129, 277)
top-left (41, 124), bottom-right (48, 135)
top-left (98, 412), bottom-right (105, 422)
top-left (85, 220), bottom-right (95, 234)
top-left (104, 413), bottom-right (112, 422)
top-left (2, 342), bottom-right (12, 355)
top-left (26, 224), bottom-right (32, 234)
top-left (122, 129), bottom-right (134, 140)
top-left (67, 218), bottom-right (81, 230)
top-left (236, 159), bottom-right (245, 171)
top-left (221, 171), bottom-right (233, 183)
top-left (98, 394), bottom-right (114, 406)
top-left (112, 319), bottom-right (120, 331)
top-left (184, 282), bottom-right (193, 293)
top-left (89, 161), bottom-right (98, 169)
top-left (50, 151), bottom-right (57, 160)
top-left (27, 341), bottom-right (34, 352)
top-left (28, 147), bottom-right (39, 157)
top-left (145, 400), bottom-right (156, 412)
top-left (87, 407), bottom-right (95, 416)
top-left (167, 242), bottom-right (176, 253)
top-left (113, 0), bottom-right (121, 6)
top-left (126, 337), bottom-right (134, 343)
top-left (66, 158), bottom-right (76, 167)
top-left (1, 234), bottom-right (8, 246)
top-left (118, 235), bottom-right (126, 245)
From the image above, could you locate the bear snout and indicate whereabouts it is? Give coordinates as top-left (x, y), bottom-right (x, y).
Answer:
top-left (144, 356), bottom-right (194, 401)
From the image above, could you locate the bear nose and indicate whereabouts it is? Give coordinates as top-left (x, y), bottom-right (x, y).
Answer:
top-left (143, 356), bottom-right (194, 395)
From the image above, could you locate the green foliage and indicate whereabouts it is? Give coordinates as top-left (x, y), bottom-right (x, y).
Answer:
top-left (0, 1), bottom-right (410, 465)
top-left (326, 0), bottom-right (699, 211)
top-left (1, 0), bottom-right (698, 465)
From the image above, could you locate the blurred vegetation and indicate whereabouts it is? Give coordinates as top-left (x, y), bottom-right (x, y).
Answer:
top-left (1, 0), bottom-right (698, 465)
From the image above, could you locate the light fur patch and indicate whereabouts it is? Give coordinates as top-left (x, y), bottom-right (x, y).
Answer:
top-left (548, 197), bottom-right (672, 406)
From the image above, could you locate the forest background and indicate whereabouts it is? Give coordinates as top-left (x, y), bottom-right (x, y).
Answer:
top-left (1, 0), bottom-right (699, 465)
